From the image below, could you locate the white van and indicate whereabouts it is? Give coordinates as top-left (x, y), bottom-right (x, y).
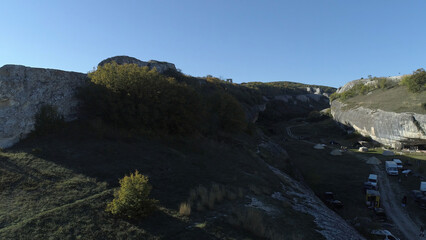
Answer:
top-left (392, 159), bottom-right (403, 169)
top-left (368, 174), bottom-right (378, 189)
top-left (385, 161), bottom-right (398, 176)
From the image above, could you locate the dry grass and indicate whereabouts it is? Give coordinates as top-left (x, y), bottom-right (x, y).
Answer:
top-left (249, 184), bottom-right (262, 195)
top-left (229, 208), bottom-right (266, 238)
top-left (238, 187), bottom-right (244, 198)
top-left (229, 207), bottom-right (293, 240)
top-left (178, 202), bottom-right (191, 216)
top-left (187, 184), bottom-right (241, 211)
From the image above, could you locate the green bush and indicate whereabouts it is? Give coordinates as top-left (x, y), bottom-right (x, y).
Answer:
top-left (401, 68), bottom-right (426, 93)
top-left (106, 170), bottom-right (158, 219)
top-left (80, 62), bottom-right (204, 135)
top-left (79, 62), bottom-right (250, 136)
top-left (33, 105), bottom-right (65, 136)
top-left (209, 92), bottom-right (247, 133)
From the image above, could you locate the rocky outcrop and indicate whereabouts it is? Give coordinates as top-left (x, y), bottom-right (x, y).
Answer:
top-left (336, 76), bottom-right (403, 94)
top-left (331, 100), bottom-right (426, 147)
top-left (258, 93), bottom-right (330, 122)
top-left (0, 65), bottom-right (88, 148)
top-left (98, 56), bottom-right (176, 73)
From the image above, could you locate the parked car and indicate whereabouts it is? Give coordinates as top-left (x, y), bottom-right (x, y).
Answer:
top-left (366, 174), bottom-right (378, 190)
top-left (373, 207), bottom-right (387, 222)
top-left (323, 192), bottom-right (344, 209)
top-left (411, 191), bottom-right (426, 209)
top-left (392, 159), bottom-right (403, 169)
top-left (370, 229), bottom-right (399, 240)
top-left (410, 190), bottom-right (424, 202)
top-left (385, 161), bottom-right (398, 176)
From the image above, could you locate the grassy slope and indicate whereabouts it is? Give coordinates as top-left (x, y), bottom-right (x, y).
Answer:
top-left (340, 85), bottom-right (426, 114)
top-left (0, 121), bottom-right (323, 240)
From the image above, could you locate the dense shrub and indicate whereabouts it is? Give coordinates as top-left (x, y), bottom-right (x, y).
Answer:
top-left (400, 68), bottom-right (426, 93)
top-left (209, 92), bottom-right (247, 133)
top-left (106, 170), bottom-right (158, 219)
top-left (33, 105), bottom-right (65, 136)
top-left (306, 110), bottom-right (330, 122)
top-left (80, 62), bottom-right (204, 135)
top-left (79, 62), bottom-right (249, 135)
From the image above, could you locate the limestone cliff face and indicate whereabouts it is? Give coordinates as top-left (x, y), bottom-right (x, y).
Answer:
top-left (331, 100), bottom-right (426, 147)
top-left (0, 65), bottom-right (88, 148)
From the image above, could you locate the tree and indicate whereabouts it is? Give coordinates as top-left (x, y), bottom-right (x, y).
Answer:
top-left (401, 68), bottom-right (426, 93)
top-left (106, 170), bottom-right (158, 219)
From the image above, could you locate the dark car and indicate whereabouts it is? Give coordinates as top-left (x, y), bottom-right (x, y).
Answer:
top-left (411, 190), bottom-right (425, 202)
top-left (324, 192), bottom-right (344, 209)
top-left (410, 190), bottom-right (426, 209)
top-left (373, 207), bottom-right (387, 222)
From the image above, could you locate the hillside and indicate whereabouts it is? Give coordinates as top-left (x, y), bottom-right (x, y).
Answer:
top-left (335, 82), bottom-right (426, 114)
top-left (330, 74), bottom-right (426, 149)
top-left (0, 57), bottom-right (371, 239)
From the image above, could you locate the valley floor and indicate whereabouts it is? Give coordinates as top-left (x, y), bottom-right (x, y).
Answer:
top-left (272, 118), bottom-right (426, 240)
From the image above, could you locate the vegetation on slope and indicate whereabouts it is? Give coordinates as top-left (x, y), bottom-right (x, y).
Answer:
top-left (330, 69), bottom-right (426, 113)
top-left (400, 68), bottom-right (426, 93)
top-left (1, 60), bottom-right (343, 239)
top-left (79, 62), bottom-right (248, 135)
top-left (329, 77), bottom-right (398, 101)
top-left (338, 85), bottom-right (426, 114)
top-left (0, 120), bottom-right (323, 239)
top-left (242, 81), bottom-right (336, 97)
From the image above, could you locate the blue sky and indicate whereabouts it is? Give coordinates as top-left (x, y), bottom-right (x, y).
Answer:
top-left (1, 0), bottom-right (425, 87)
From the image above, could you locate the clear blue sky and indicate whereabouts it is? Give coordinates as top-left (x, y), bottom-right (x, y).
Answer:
top-left (1, 0), bottom-right (426, 87)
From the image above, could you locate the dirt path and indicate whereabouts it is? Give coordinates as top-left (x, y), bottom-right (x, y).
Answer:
top-left (374, 165), bottom-right (421, 240)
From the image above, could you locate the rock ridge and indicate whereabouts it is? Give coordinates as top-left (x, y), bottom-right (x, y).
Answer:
top-left (331, 100), bottom-right (426, 148)
top-left (98, 55), bottom-right (176, 73)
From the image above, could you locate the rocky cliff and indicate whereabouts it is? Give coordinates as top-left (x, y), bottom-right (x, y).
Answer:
top-left (0, 65), bottom-right (88, 148)
top-left (331, 100), bottom-right (426, 148)
top-left (0, 56), bottom-right (179, 149)
top-left (258, 92), bottom-right (331, 122)
top-left (98, 56), bottom-right (176, 73)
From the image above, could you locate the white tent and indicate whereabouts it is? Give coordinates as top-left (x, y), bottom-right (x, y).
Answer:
top-left (421, 182), bottom-right (426, 192)
top-left (313, 144), bottom-right (326, 149)
top-left (382, 150), bottom-right (394, 156)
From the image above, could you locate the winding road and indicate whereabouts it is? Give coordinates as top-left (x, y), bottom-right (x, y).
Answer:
top-left (286, 122), bottom-right (423, 240)
top-left (374, 165), bottom-right (421, 240)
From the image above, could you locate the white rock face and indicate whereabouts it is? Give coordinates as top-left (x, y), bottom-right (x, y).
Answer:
top-left (331, 100), bottom-right (426, 147)
top-left (0, 65), bottom-right (87, 148)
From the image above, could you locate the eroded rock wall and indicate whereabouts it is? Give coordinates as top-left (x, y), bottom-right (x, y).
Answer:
top-left (331, 100), bottom-right (426, 147)
top-left (0, 65), bottom-right (88, 148)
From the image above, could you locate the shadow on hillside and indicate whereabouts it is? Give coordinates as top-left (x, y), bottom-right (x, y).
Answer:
top-left (8, 120), bottom-right (270, 209)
